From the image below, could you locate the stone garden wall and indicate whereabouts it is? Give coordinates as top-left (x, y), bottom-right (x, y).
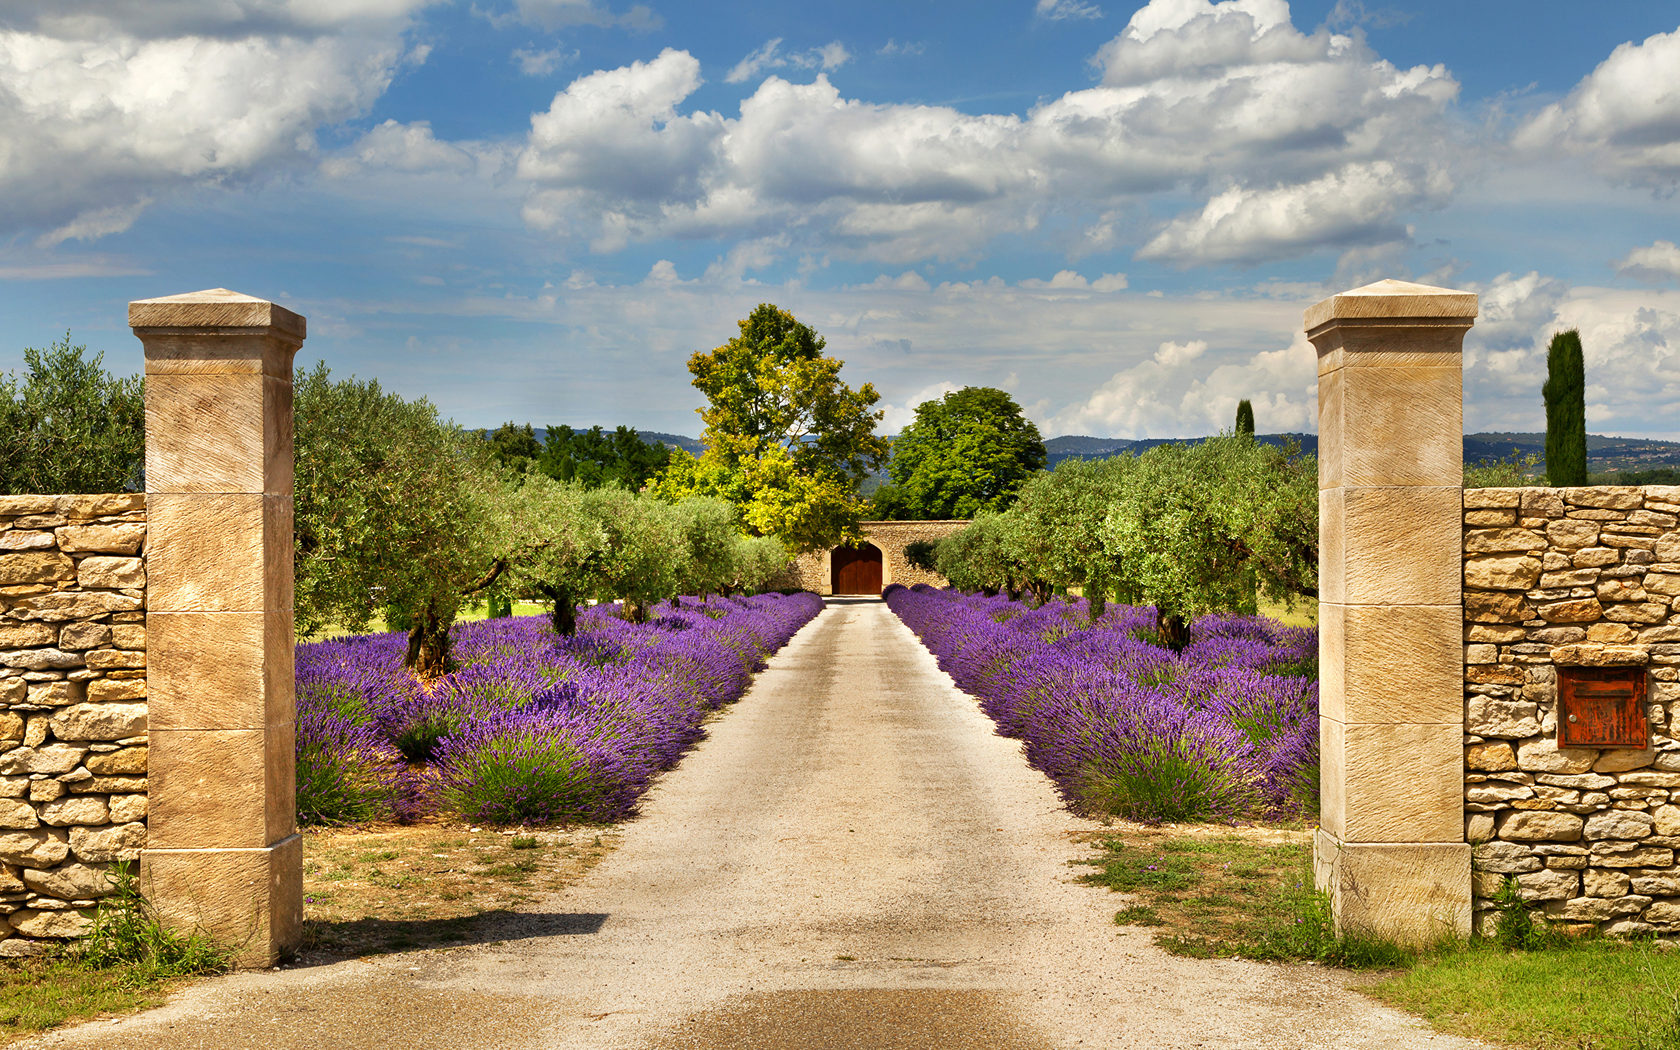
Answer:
top-left (1464, 485), bottom-right (1680, 935)
top-left (0, 495), bottom-right (147, 955)
top-left (783, 519), bottom-right (965, 595)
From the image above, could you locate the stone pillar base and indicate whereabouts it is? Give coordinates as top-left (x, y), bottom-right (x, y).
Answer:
top-left (1314, 829), bottom-right (1470, 945)
top-left (142, 834), bottom-right (302, 967)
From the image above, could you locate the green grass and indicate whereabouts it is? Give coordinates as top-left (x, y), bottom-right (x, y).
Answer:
top-left (0, 863), bottom-right (232, 1045)
top-left (1082, 829), bottom-right (1680, 1050)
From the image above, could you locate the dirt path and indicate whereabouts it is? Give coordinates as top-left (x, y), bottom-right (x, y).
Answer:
top-left (25, 598), bottom-right (1488, 1050)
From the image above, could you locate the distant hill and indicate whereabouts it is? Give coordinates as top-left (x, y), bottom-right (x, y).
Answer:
top-left (494, 428), bottom-right (1680, 476)
top-left (1046, 432), bottom-right (1680, 474)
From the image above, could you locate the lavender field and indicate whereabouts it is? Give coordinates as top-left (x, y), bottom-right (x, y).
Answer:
top-left (294, 592), bottom-right (823, 827)
top-left (884, 584), bottom-right (1318, 823)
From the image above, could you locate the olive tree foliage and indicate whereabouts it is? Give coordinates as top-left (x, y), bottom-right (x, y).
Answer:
top-left (0, 334), bottom-right (144, 495)
top-left (293, 364), bottom-right (507, 676)
top-left (931, 437), bottom-right (1316, 650)
top-left (1098, 436), bottom-right (1316, 649)
top-left (654, 304), bottom-right (888, 552)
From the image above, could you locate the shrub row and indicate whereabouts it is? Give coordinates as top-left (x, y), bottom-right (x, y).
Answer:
top-left (885, 584), bottom-right (1318, 823)
top-left (296, 591), bottom-right (822, 826)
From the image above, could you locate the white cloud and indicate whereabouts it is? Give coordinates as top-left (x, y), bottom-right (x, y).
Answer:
top-left (515, 0), bottom-right (1462, 266)
top-left (1615, 241), bottom-right (1680, 283)
top-left (513, 44), bottom-right (573, 76)
top-left (1462, 271), bottom-right (1680, 438)
top-left (1514, 28), bottom-right (1680, 187)
top-left (877, 39), bottom-right (925, 57)
top-left (1045, 333), bottom-right (1316, 438)
top-left (321, 120), bottom-right (479, 177)
top-left (1035, 0), bottom-right (1103, 21)
top-left (880, 381), bottom-right (960, 433)
top-left (725, 38), bottom-right (851, 84)
top-left (0, 0), bottom-right (430, 241)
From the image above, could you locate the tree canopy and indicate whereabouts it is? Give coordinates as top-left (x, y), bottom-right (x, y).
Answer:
top-left (872, 386), bottom-right (1046, 520)
top-left (654, 304), bottom-right (887, 552)
top-left (0, 334), bottom-right (143, 495)
top-left (484, 422), bottom-right (672, 490)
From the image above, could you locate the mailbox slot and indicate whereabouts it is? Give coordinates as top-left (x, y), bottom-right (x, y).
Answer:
top-left (1558, 666), bottom-right (1649, 750)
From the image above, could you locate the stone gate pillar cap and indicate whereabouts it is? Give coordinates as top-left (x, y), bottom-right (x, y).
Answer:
top-left (129, 288), bottom-right (305, 341)
top-left (1304, 278), bottom-right (1478, 334)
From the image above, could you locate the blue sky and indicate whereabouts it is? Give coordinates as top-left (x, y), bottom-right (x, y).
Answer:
top-left (2, 0), bottom-right (1678, 439)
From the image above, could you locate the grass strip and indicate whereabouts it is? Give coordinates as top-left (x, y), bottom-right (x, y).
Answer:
top-left (1081, 826), bottom-right (1680, 1050)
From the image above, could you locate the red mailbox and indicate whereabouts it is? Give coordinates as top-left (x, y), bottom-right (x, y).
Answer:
top-left (1558, 666), bottom-right (1650, 750)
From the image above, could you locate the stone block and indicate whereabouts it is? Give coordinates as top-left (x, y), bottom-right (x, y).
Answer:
top-left (0, 648), bottom-right (82, 671)
top-left (0, 829), bottom-right (70, 867)
top-left (1335, 364), bottom-right (1464, 488)
top-left (83, 649), bottom-right (145, 671)
top-left (144, 373), bottom-right (272, 494)
top-left (1465, 509), bottom-right (1518, 527)
top-left (108, 794), bottom-right (147, 823)
top-left (1539, 598), bottom-right (1603, 623)
top-left (69, 822), bottom-right (145, 863)
top-left (0, 552), bottom-right (73, 585)
top-left (1566, 488), bottom-right (1643, 510)
top-left (0, 624), bottom-right (56, 648)
top-left (49, 703), bottom-right (147, 741)
top-left (0, 745), bottom-right (86, 776)
top-left (1499, 811), bottom-right (1585, 842)
top-left (1466, 742), bottom-right (1517, 771)
top-left (147, 727), bottom-right (292, 850)
top-left (0, 531), bottom-right (54, 551)
top-left (142, 833), bottom-right (302, 967)
top-left (1551, 644), bottom-right (1648, 667)
top-left (38, 796), bottom-right (108, 827)
top-left (148, 612), bottom-right (289, 731)
top-left (1467, 697), bottom-right (1540, 738)
top-left (1329, 486), bottom-right (1462, 605)
top-left (9, 907), bottom-right (93, 939)
top-left (1585, 868), bottom-right (1633, 897)
top-left (1465, 528), bottom-right (1546, 554)
top-left (85, 747), bottom-right (146, 776)
top-left (1323, 720), bottom-right (1462, 843)
top-left (6, 591), bottom-right (142, 622)
top-left (1547, 518), bottom-right (1602, 550)
top-left (1516, 867), bottom-right (1579, 901)
top-left (1596, 749), bottom-right (1657, 773)
top-left (109, 624), bottom-right (145, 650)
top-left (21, 862), bottom-right (114, 900)
top-left (1590, 842), bottom-right (1675, 868)
top-left (145, 493), bottom-right (267, 612)
top-left (1466, 590), bottom-right (1532, 624)
top-left (1605, 602), bottom-right (1671, 624)
top-left (0, 799), bottom-right (37, 829)
top-left (1314, 830), bottom-right (1470, 945)
top-left (86, 679), bottom-right (144, 702)
top-left (1585, 810), bottom-right (1655, 840)
top-left (75, 556), bottom-right (144, 590)
top-left (1465, 554), bottom-right (1542, 591)
top-left (56, 623), bottom-right (110, 651)
top-left (1589, 623), bottom-right (1641, 644)
top-left (1575, 547), bottom-right (1622, 568)
top-left (53, 523), bottom-right (145, 555)
top-left (1319, 603), bottom-right (1461, 724)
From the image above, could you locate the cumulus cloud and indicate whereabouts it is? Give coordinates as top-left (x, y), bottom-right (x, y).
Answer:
top-left (514, 0), bottom-right (1462, 266)
top-left (724, 38), bottom-right (851, 84)
top-left (1462, 271), bottom-right (1680, 438)
top-left (321, 120), bottom-right (480, 177)
top-left (1044, 333), bottom-right (1316, 438)
top-left (1514, 27), bottom-right (1680, 187)
top-left (1035, 0), bottom-right (1103, 21)
top-left (513, 44), bottom-right (573, 75)
top-left (1615, 241), bottom-right (1680, 283)
top-left (0, 0), bottom-right (430, 241)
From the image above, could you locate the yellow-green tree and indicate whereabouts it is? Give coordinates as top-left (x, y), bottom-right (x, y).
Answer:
top-left (655, 304), bottom-right (887, 552)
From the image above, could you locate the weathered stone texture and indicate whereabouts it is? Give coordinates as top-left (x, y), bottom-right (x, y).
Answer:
top-left (1466, 487), bottom-right (1680, 935)
top-left (782, 520), bottom-right (968, 595)
top-left (0, 497), bottom-right (146, 952)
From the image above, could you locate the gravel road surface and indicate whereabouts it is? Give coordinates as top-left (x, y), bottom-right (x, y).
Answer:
top-left (26, 597), bottom-right (1489, 1050)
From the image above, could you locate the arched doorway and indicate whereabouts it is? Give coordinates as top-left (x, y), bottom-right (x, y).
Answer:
top-left (831, 543), bottom-right (883, 595)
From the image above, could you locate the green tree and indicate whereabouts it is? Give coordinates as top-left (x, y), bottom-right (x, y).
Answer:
top-left (0, 334), bottom-right (144, 495)
top-left (485, 422), bottom-right (543, 473)
top-left (1098, 436), bottom-right (1317, 650)
top-left (1235, 399), bottom-right (1255, 438)
top-left (1543, 329), bottom-right (1587, 486)
top-left (1004, 455), bottom-right (1139, 617)
top-left (581, 486), bottom-right (684, 622)
top-left (538, 425), bottom-right (671, 489)
top-left (293, 365), bottom-right (506, 675)
top-left (872, 387), bottom-right (1047, 520)
top-left (655, 304), bottom-right (887, 551)
top-left (493, 474), bottom-right (607, 636)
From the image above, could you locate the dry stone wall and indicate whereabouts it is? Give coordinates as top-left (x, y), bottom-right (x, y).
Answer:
top-left (1464, 485), bottom-right (1680, 935)
top-left (782, 520), bottom-right (966, 594)
top-left (0, 494), bottom-right (146, 955)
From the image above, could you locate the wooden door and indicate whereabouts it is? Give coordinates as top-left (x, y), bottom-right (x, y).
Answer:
top-left (831, 544), bottom-right (883, 595)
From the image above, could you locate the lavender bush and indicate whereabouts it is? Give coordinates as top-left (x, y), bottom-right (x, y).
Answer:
top-left (884, 584), bottom-right (1316, 823)
top-left (295, 592), bottom-right (822, 825)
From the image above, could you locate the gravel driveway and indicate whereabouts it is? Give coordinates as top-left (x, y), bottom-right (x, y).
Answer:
top-left (25, 597), bottom-right (1490, 1050)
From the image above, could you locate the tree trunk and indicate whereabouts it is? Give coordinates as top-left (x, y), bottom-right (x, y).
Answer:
top-left (621, 598), bottom-right (648, 624)
top-left (1086, 576), bottom-right (1106, 619)
top-left (536, 583), bottom-right (578, 636)
top-left (1156, 609), bottom-right (1190, 652)
top-left (404, 604), bottom-right (455, 677)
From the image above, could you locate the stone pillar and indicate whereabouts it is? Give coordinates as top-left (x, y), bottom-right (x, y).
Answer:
top-left (1308, 279), bottom-right (1477, 944)
top-left (131, 289), bottom-right (304, 966)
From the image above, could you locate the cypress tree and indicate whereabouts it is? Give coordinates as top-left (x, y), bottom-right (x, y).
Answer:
top-left (1234, 399), bottom-right (1255, 438)
top-left (1543, 329), bottom-right (1587, 486)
